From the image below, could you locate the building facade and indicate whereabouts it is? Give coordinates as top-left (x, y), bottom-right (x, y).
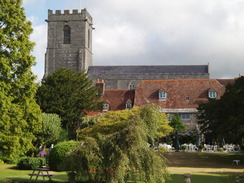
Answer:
top-left (44, 9), bottom-right (210, 89)
top-left (96, 79), bottom-right (234, 130)
top-left (44, 9), bottom-right (93, 77)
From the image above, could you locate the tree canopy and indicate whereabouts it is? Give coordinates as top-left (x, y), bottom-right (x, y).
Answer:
top-left (37, 113), bottom-right (62, 146)
top-left (60, 104), bottom-right (172, 183)
top-left (198, 76), bottom-right (244, 144)
top-left (0, 0), bottom-right (42, 162)
top-left (36, 68), bottom-right (102, 128)
top-left (169, 114), bottom-right (185, 132)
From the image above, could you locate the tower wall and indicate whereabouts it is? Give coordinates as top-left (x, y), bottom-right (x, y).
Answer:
top-left (44, 9), bottom-right (93, 77)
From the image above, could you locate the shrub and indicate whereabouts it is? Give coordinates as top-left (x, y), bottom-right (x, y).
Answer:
top-left (181, 145), bottom-right (187, 151)
top-left (17, 157), bottom-right (47, 170)
top-left (48, 140), bottom-right (79, 171)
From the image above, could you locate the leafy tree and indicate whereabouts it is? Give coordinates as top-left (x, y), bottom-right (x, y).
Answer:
top-left (169, 114), bottom-right (185, 132)
top-left (60, 104), bottom-right (172, 183)
top-left (198, 76), bottom-right (244, 144)
top-left (36, 68), bottom-right (102, 128)
top-left (37, 113), bottom-right (62, 146)
top-left (0, 0), bottom-right (42, 162)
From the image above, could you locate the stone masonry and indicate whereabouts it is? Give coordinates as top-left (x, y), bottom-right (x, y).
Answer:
top-left (44, 9), bottom-right (210, 89)
top-left (44, 9), bottom-right (93, 77)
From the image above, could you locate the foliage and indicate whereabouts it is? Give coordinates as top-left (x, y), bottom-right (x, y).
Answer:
top-left (17, 157), bottom-right (46, 170)
top-left (0, 0), bottom-right (42, 162)
top-left (57, 129), bottom-right (69, 142)
top-left (36, 113), bottom-right (62, 145)
top-left (79, 105), bottom-right (172, 141)
top-left (198, 76), bottom-right (244, 144)
top-left (48, 140), bottom-right (79, 171)
top-left (169, 114), bottom-right (185, 132)
top-left (36, 68), bottom-right (103, 128)
top-left (61, 104), bottom-right (172, 183)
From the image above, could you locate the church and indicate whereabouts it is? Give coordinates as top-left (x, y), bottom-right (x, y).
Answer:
top-left (44, 9), bottom-right (234, 130)
top-left (44, 9), bottom-right (210, 89)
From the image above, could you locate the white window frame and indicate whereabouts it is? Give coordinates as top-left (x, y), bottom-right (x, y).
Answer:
top-left (126, 103), bottom-right (132, 109)
top-left (103, 103), bottom-right (109, 111)
top-left (159, 91), bottom-right (167, 100)
top-left (181, 113), bottom-right (191, 120)
top-left (208, 91), bottom-right (217, 99)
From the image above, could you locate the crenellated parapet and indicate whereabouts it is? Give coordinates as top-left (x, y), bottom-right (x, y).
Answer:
top-left (47, 9), bottom-right (92, 23)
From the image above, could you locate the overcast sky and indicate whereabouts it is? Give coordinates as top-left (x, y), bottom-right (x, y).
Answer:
top-left (23, 0), bottom-right (244, 81)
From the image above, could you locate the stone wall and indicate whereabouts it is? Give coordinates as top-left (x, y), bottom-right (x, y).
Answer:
top-left (44, 9), bottom-right (93, 77)
top-left (89, 73), bottom-right (210, 89)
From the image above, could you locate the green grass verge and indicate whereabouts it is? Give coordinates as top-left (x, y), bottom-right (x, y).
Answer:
top-left (0, 152), bottom-right (243, 182)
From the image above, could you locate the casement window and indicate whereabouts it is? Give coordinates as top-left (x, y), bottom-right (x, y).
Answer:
top-left (208, 91), bottom-right (217, 99)
top-left (103, 103), bottom-right (109, 111)
top-left (125, 99), bottom-right (133, 109)
top-left (181, 113), bottom-right (191, 120)
top-left (126, 103), bottom-right (132, 109)
top-left (159, 91), bottom-right (167, 100)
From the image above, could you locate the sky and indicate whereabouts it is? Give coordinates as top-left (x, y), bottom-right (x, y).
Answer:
top-left (22, 0), bottom-right (244, 81)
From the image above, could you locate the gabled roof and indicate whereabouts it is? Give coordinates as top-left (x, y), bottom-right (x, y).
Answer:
top-left (134, 79), bottom-right (233, 109)
top-left (88, 65), bottom-right (209, 75)
top-left (102, 89), bottom-right (135, 111)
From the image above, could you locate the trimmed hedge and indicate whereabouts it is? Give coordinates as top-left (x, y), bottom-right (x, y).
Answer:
top-left (48, 140), bottom-right (79, 171)
top-left (17, 157), bottom-right (47, 170)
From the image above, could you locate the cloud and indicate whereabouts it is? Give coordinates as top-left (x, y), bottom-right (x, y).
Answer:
top-left (25, 0), bottom-right (244, 79)
top-left (30, 23), bottom-right (47, 81)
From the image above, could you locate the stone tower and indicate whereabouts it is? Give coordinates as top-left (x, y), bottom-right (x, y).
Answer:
top-left (44, 9), bottom-right (93, 77)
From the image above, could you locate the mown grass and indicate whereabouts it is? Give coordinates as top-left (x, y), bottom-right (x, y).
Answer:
top-left (0, 152), bottom-right (243, 182)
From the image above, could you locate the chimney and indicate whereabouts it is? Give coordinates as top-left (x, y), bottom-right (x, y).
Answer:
top-left (96, 79), bottom-right (105, 95)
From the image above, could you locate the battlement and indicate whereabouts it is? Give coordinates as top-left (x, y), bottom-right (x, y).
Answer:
top-left (47, 9), bottom-right (92, 21)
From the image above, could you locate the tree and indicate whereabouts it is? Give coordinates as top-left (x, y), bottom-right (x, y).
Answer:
top-left (37, 113), bottom-right (62, 146)
top-left (0, 0), bottom-right (42, 162)
top-left (60, 104), bottom-right (172, 183)
top-left (198, 76), bottom-right (244, 144)
top-left (169, 114), bottom-right (185, 132)
top-left (36, 68), bottom-right (102, 128)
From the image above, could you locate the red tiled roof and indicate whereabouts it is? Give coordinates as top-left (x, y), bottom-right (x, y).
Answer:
top-left (102, 89), bottom-right (135, 110)
top-left (216, 79), bottom-right (235, 86)
top-left (134, 79), bottom-right (227, 109)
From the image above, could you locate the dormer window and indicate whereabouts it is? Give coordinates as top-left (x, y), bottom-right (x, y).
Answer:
top-left (208, 91), bottom-right (217, 99)
top-left (159, 90), bottom-right (167, 100)
top-left (103, 103), bottom-right (109, 111)
top-left (126, 103), bottom-right (132, 109)
top-left (125, 99), bottom-right (133, 109)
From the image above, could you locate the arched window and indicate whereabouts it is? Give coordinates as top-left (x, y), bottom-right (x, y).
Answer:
top-left (63, 25), bottom-right (71, 44)
top-left (129, 82), bottom-right (135, 89)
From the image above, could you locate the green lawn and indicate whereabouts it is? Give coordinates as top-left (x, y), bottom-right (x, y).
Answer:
top-left (0, 152), bottom-right (243, 182)
top-left (0, 164), bottom-right (67, 182)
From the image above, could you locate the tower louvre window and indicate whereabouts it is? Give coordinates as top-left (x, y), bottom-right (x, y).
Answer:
top-left (88, 29), bottom-right (90, 48)
top-left (63, 25), bottom-right (71, 44)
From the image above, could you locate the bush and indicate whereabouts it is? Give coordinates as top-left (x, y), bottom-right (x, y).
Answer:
top-left (17, 157), bottom-right (47, 170)
top-left (181, 145), bottom-right (187, 151)
top-left (48, 140), bottom-right (79, 171)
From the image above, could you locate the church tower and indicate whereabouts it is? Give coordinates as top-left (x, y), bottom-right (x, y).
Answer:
top-left (44, 9), bottom-right (93, 77)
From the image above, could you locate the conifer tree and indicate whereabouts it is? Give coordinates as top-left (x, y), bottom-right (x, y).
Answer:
top-left (36, 68), bottom-right (103, 129)
top-left (0, 0), bottom-right (42, 162)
